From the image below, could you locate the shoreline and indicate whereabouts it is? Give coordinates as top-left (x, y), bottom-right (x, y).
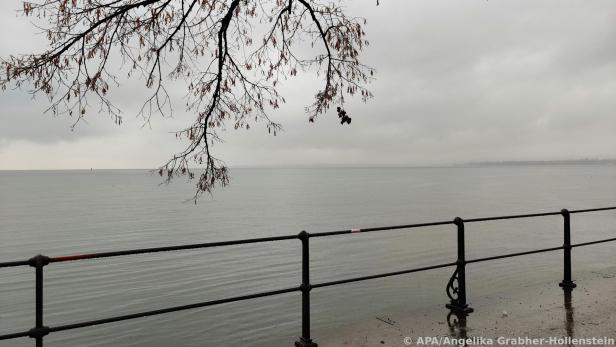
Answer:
top-left (275, 269), bottom-right (616, 347)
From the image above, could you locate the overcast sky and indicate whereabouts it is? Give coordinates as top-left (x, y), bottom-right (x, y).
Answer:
top-left (1, 0), bottom-right (616, 169)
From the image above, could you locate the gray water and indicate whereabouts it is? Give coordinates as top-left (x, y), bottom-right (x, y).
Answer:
top-left (1, 166), bottom-right (616, 347)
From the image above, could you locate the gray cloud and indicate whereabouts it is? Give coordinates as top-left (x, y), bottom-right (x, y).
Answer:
top-left (1, 0), bottom-right (616, 169)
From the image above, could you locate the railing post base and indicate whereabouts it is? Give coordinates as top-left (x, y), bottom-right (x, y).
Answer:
top-left (558, 281), bottom-right (577, 290)
top-left (295, 337), bottom-right (318, 347)
top-left (447, 309), bottom-right (470, 340)
top-left (445, 303), bottom-right (474, 314)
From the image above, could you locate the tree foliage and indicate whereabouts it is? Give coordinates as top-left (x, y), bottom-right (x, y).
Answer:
top-left (1, 0), bottom-right (374, 199)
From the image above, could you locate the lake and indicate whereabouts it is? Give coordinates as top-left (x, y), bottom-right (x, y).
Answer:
top-left (1, 166), bottom-right (616, 346)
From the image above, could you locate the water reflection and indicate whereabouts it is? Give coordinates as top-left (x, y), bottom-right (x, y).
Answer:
top-left (445, 288), bottom-right (575, 347)
top-left (447, 310), bottom-right (469, 346)
top-left (564, 288), bottom-right (574, 346)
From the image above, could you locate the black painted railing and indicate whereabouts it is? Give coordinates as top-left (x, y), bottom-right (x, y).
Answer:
top-left (1, 206), bottom-right (616, 347)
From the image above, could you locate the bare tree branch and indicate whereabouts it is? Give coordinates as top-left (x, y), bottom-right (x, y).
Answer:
top-left (1, 0), bottom-right (375, 201)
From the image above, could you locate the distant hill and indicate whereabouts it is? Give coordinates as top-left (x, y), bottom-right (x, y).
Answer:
top-left (464, 159), bottom-right (616, 166)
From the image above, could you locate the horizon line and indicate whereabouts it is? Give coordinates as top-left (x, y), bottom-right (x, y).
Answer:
top-left (2, 158), bottom-right (616, 171)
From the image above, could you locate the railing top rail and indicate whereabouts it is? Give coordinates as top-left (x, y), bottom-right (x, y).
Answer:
top-left (464, 211), bottom-right (562, 223)
top-left (309, 220), bottom-right (454, 238)
top-left (0, 260), bottom-right (30, 268)
top-left (1, 206), bottom-right (615, 269)
top-left (570, 206), bottom-right (616, 214)
top-left (0, 234), bottom-right (298, 268)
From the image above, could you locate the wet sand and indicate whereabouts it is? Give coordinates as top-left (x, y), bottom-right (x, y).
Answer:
top-left (305, 270), bottom-right (616, 347)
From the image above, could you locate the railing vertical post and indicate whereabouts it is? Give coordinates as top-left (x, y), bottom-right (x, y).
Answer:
top-left (446, 218), bottom-right (473, 314)
top-left (295, 231), bottom-right (318, 347)
top-left (559, 209), bottom-right (576, 289)
top-left (28, 254), bottom-right (50, 347)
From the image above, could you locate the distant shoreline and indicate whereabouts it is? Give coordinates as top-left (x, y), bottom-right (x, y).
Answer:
top-left (1, 159), bottom-right (616, 171)
top-left (462, 159), bottom-right (616, 167)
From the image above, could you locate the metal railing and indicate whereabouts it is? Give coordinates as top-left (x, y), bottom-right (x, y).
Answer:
top-left (1, 206), bottom-right (615, 347)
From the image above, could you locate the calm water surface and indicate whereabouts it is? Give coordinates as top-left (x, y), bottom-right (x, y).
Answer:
top-left (1, 166), bottom-right (616, 346)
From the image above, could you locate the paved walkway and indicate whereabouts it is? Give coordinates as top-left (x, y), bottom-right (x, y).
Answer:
top-left (315, 271), bottom-right (616, 347)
